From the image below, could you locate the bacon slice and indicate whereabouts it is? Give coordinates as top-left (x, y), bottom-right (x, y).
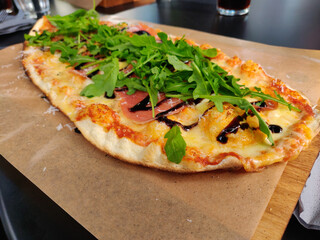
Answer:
top-left (116, 90), bottom-right (185, 123)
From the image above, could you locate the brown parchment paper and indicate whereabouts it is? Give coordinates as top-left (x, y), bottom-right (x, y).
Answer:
top-left (0, 23), bottom-right (320, 240)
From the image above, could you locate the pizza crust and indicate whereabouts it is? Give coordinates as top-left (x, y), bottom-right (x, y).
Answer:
top-left (75, 119), bottom-right (243, 172)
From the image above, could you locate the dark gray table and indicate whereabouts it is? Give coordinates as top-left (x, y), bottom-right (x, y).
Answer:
top-left (1, 0), bottom-right (320, 239)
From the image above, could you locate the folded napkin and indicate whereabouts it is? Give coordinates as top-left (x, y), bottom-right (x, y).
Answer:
top-left (294, 153), bottom-right (320, 230)
top-left (0, 0), bottom-right (36, 35)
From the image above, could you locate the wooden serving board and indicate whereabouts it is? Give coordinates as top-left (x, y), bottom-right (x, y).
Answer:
top-left (253, 134), bottom-right (320, 239)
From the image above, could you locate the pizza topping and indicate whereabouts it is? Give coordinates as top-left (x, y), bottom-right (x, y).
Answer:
top-left (133, 30), bottom-right (151, 36)
top-left (157, 116), bottom-right (198, 131)
top-left (252, 100), bottom-right (278, 112)
top-left (164, 126), bottom-right (186, 164)
top-left (116, 90), bottom-right (185, 123)
top-left (217, 115), bottom-right (248, 144)
top-left (216, 113), bottom-right (283, 144)
top-left (268, 124), bottom-right (283, 133)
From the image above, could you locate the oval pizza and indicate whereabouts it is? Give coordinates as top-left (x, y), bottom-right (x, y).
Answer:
top-left (22, 9), bottom-right (320, 172)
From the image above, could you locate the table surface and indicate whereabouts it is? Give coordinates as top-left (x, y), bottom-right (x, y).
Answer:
top-left (0, 0), bottom-right (320, 239)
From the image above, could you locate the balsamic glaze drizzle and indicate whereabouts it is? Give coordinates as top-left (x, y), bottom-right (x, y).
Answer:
top-left (251, 101), bottom-right (268, 112)
top-left (104, 92), bottom-right (116, 99)
top-left (87, 70), bottom-right (99, 78)
top-left (216, 113), bottom-right (282, 144)
top-left (155, 102), bottom-right (186, 118)
top-left (128, 96), bottom-right (176, 112)
top-left (134, 30), bottom-right (151, 36)
top-left (216, 115), bottom-right (246, 144)
top-left (268, 124), bottom-right (282, 133)
top-left (74, 63), bottom-right (86, 70)
top-left (157, 116), bottom-right (198, 131)
top-left (129, 96), bottom-right (152, 112)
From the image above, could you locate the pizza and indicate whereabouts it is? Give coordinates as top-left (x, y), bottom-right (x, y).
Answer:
top-left (22, 9), bottom-right (320, 172)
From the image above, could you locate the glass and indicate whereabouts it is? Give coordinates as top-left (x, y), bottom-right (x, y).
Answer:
top-left (0, 0), bottom-right (14, 13)
top-left (217, 0), bottom-right (251, 16)
top-left (16, 0), bottom-right (50, 18)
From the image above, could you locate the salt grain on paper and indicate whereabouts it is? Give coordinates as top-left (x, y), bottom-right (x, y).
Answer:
top-left (56, 123), bottom-right (63, 131)
top-left (17, 72), bottom-right (28, 80)
top-left (1, 64), bottom-right (13, 69)
top-left (186, 219), bottom-right (192, 223)
top-left (14, 51), bottom-right (24, 60)
top-left (43, 167), bottom-right (47, 172)
top-left (44, 105), bottom-right (59, 115)
top-left (64, 123), bottom-right (75, 131)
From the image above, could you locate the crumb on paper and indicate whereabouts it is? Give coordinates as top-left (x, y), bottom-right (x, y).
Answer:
top-left (43, 167), bottom-right (47, 172)
top-left (56, 123), bottom-right (63, 131)
top-left (286, 74), bottom-right (290, 79)
top-left (186, 219), bottom-right (192, 223)
top-left (44, 105), bottom-right (59, 115)
top-left (155, 198), bottom-right (159, 201)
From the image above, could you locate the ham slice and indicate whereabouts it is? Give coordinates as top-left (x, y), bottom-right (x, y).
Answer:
top-left (126, 23), bottom-right (161, 41)
top-left (116, 90), bottom-right (185, 123)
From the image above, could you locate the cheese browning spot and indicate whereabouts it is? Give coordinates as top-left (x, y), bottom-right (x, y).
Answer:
top-left (76, 104), bottom-right (154, 147)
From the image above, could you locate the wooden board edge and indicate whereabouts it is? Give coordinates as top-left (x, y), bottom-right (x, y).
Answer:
top-left (252, 134), bottom-right (320, 240)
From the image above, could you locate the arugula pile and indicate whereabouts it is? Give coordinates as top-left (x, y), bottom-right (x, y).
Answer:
top-left (25, 9), bottom-right (299, 164)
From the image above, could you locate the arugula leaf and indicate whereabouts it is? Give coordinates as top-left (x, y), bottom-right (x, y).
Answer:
top-left (249, 89), bottom-right (300, 112)
top-left (164, 126), bottom-right (187, 164)
top-left (144, 82), bottom-right (158, 118)
top-left (198, 47), bottom-right (217, 58)
top-left (188, 62), bottom-right (210, 99)
top-left (81, 58), bottom-right (119, 97)
top-left (49, 42), bottom-right (78, 62)
top-left (116, 77), bottom-right (147, 94)
top-left (158, 32), bottom-right (193, 58)
top-left (68, 55), bottom-right (96, 66)
top-left (167, 54), bottom-right (192, 71)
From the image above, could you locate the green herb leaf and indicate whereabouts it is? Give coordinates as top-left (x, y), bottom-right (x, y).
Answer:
top-left (188, 62), bottom-right (210, 99)
top-left (198, 47), bottom-right (217, 58)
top-left (80, 58), bottom-right (119, 97)
top-left (167, 54), bottom-right (192, 71)
top-left (249, 89), bottom-right (300, 112)
top-left (164, 126), bottom-right (187, 164)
